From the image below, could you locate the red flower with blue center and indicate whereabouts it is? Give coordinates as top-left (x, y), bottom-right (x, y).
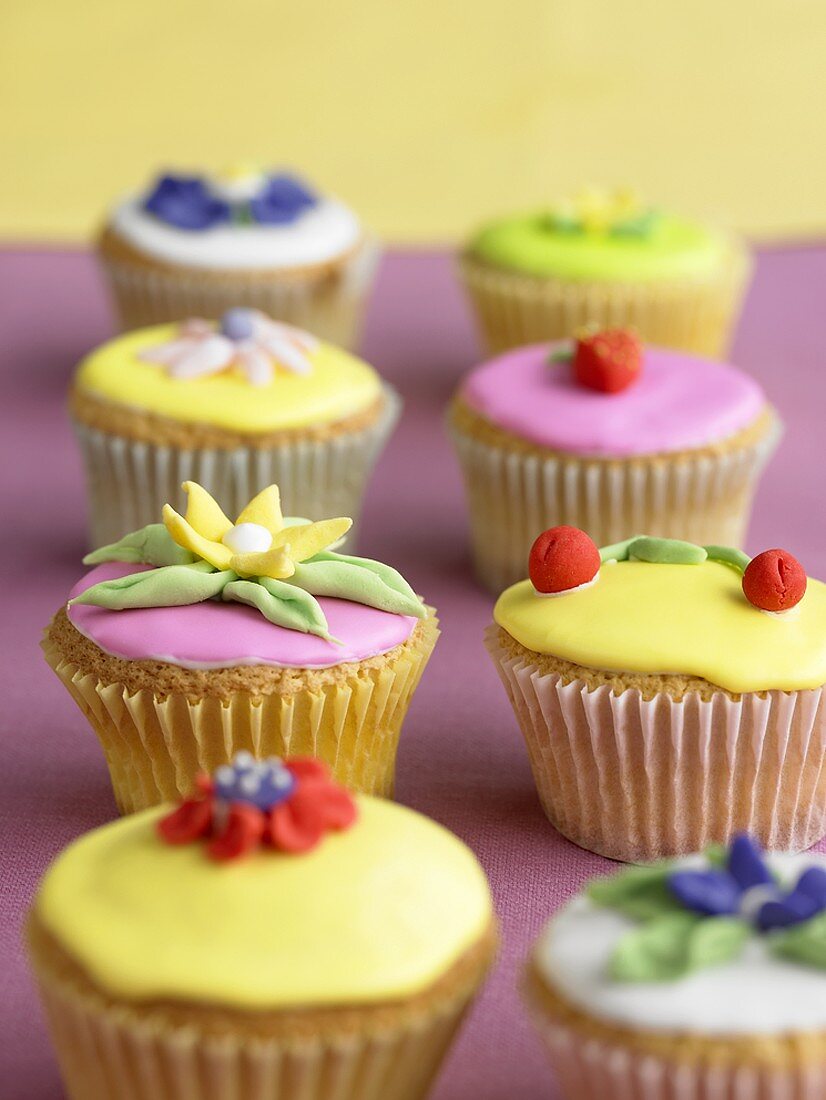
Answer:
top-left (158, 753), bottom-right (357, 860)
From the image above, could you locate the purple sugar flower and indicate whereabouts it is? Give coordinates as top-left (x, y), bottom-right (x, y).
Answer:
top-left (145, 175), bottom-right (231, 231)
top-left (249, 173), bottom-right (317, 225)
top-left (668, 835), bottom-right (826, 933)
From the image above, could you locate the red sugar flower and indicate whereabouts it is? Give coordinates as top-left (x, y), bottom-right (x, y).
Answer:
top-left (157, 754), bottom-right (357, 861)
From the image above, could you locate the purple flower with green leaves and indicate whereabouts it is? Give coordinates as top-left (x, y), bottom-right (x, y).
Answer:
top-left (144, 175), bottom-right (231, 231)
top-left (669, 834), bottom-right (826, 932)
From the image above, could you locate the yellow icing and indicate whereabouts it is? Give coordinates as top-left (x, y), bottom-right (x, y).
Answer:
top-left (75, 325), bottom-right (383, 432)
top-left (35, 798), bottom-right (493, 1009)
top-left (494, 561), bottom-right (826, 693)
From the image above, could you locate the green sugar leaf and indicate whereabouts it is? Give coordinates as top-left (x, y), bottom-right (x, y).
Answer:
top-left (599, 536), bottom-right (644, 564)
top-left (70, 561), bottom-right (234, 609)
top-left (222, 577), bottom-right (334, 641)
top-left (588, 863), bottom-right (685, 922)
top-left (611, 913), bottom-right (748, 983)
top-left (292, 551), bottom-right (425, 618)
top-left (628, 537), bottom-right (708, 566)
top-left (83, 524), bottom-right (197, 568)
top-left (771, 912), bottom-right (826, 970)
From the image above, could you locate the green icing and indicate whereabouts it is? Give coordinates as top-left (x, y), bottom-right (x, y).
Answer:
top-left (610, 914), bottom-right (749, 983)
top-left (771, 913), bottom-right (826, 969)
top-left (469, 211), bottom-right (729, 282)
top-left (74, 522), bottom-right (425, 641)
top-left (599, 536), bottom-right (750, 573)
top-left (83, 524), bottom-right (197, 568)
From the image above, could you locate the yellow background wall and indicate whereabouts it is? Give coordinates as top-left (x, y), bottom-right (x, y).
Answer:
top-left (3, 0), bottom-right (825, 243)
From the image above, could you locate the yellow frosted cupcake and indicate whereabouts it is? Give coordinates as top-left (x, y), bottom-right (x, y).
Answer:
top-left (42, 482), bottom-right (438, 812)
top-left (70, 309), bottom-right (399, 547)
top-left (97, 167), bottom-right (378, 347)
top-left (488, 529), bottom-right (826, 861)
top-left (460, 188), bottom-right (751, 356)
top-left (28, 759), bottom-right (496, 1100)
top-left (525, 836), bottom-right (826, 1099)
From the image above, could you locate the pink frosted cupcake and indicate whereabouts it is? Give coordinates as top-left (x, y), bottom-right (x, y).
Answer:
top-left (449, 328), bottom-right (780, 592)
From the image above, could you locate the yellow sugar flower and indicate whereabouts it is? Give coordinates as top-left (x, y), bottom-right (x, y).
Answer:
top-left (163, 482), bottom-right (352, 581)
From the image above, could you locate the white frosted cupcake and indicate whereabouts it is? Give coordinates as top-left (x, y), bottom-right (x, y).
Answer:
top-left (525, 835), bottom-right (826, 1099)
top-left (97, 167), bottom-right (377, 347)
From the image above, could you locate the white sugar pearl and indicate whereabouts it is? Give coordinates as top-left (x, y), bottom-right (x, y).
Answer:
top-left (215, 765), bottom-right (235, 787)
top-left (233, 751), bottom-right (255, 769)
top-left (240, 772), bottom-right (261, 794)
top-left (222, 523), bottom-right (273, 554)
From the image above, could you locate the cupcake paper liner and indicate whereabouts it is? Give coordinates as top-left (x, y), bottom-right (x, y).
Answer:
top-left (30, 936), bottom-right (478, 1100)
top-left (451, 412), bottom-right (781, 594)
top-left (99, 238), bottom-right (380, 350)
top-left (527, 1012), bottom-right (826, 1100)
top-left (459, 243), bottom-right (752, 358)
top-left (486, 625), bottom-right (826, 862)
top-left (43, 613), bottom-right (438, 814)
top-left (73, 384), bottom-right (401, 549)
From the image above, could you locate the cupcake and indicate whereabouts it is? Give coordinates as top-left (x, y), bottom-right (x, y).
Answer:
top-left (97, 166), bottom-right (377, 347)
top-left (487, 531), bottom-right (826, 861)
top-left (524, 835), bottom-right (826, 1099)
top-left (460, 188), bottom-right (751, 357)
top-left (449, 328), bottom-right (780, 593)
top-left (28, 757), bottom-right (496, 1100)
top-left (70, 309), bottom-right (400, 547)
top-left (42, 481), bottom-right (438, 813)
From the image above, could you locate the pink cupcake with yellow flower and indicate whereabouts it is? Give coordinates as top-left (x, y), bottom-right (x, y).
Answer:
top-left (42, 481), bottom-right (438, 813)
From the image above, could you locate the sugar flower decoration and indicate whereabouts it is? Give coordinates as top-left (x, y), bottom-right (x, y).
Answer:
top-left (163, 481), bottom-right (350, 581)
top-left (139, 309), bottom-right (318, 385)
top-left (73, 482), bottom-right (425, 641)
top-left (546, 186), bottom-right (657, 237)
top-left (143, 169), bottom-right (318, 230)
top-left (158, 753), bottom-right (357, 860)
top-left (589, 834), bottom-right (826, 982)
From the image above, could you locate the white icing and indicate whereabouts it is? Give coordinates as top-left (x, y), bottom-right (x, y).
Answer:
top-left (222, 522), bottom-right (273, 554)
top-left (535, 854), bottom-right (826, 1036)
top-left (533, 575), bottom-right (598, 598)
top-left (109, 194), bottom-right (362, 271)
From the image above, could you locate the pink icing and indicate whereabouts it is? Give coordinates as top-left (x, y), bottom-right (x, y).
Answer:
top-left (459, 343), bottom-right (766, 456)
top-left (67, 564), bottom-right (418, 670)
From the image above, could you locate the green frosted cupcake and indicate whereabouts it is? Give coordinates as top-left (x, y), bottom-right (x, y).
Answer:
top-left (460, 188), bottom-right (751, 356)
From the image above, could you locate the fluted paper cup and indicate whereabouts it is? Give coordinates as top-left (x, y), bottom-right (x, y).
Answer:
top-left (73, 384), bottom-right (401, 549)
top-left (28, 914), bottom-right (493, 1100)
top-left (43, 612), bottom-right (438, 814)
top-left (451, 410), bottom-right (780, 594)
top-left (98, 234), bottom-right (380, 349)
top-left (524, 975), bottom-right (826, 1100)
top-left (486, 625), bottom-right (826, 862)
top-left (459, 242), bottom-right (751, 358)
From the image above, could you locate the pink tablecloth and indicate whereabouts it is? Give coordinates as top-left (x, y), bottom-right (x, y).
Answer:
top-left (1, 243), bottom-right (825, 1099)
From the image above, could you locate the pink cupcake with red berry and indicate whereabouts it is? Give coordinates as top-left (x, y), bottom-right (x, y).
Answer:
top-left (449, 328), bottom-right (780, 592)
top-left (488, 530), bottom-right (826, 862)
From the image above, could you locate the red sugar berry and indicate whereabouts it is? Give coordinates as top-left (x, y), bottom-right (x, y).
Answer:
top-left (742, 549), bottom-right (807, 612)
top-left (529, 526), bottom-right (601, 595)
top-left (573, 328), bottom-right (643, 394)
